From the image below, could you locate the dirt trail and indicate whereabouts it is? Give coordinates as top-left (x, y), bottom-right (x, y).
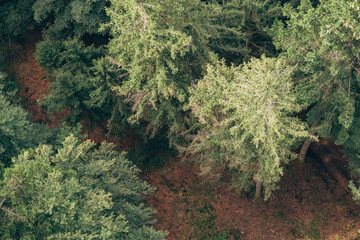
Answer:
top-left (10, 35), bottom-right (360, 240)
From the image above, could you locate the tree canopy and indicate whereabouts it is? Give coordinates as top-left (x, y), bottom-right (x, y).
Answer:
top-left (0, 72), bottom-right (53, 167)
top-left (2, 0), bottom-right (360, 226)
top-left (0, 135), bottom-right (166, 239)
top-left (188, 56), bottom-right (308, 199)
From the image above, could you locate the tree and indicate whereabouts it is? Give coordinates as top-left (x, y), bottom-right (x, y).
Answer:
top-left (35, 38), bottom-right (105, 123)
top-left (103, 0), bottom-right (279, 142)
top-left (270, 0), bottom-right (360, 161)
top-left (0, 72), bottom-right (53, 167)
top-left (208, 0), bottom-right (282, 64)
top-left (35, 38), bottom-right (132, 137)
top-left (32, 0), bottom-right (108, 39)
top-left (33, 0), bottom-right (283, 144)
top-left (187, 56), bottom-right (308, 199)
top-left (102, 0), bottom-right (218, 141)
top-left (0, 0), bottom-right (37, 41)
top-left (0, 135), bottom-right (166, 239)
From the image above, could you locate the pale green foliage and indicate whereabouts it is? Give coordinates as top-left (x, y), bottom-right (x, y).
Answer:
top-left (103, 0), bottom-right (219, 139)
top-left (0, 135), bottom-right (166, 239)
top-left (188, 56), bottom-right (308, 199)
top-left (349, 180), bottom-right (360, 203)
top-left (270, 0), bottom-right (360, 144)
top-left (103, 0), bottom-right (273, 141)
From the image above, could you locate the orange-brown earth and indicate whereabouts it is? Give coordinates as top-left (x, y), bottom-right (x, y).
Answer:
top-left (8, 35), bottom-right (360, 240)
top-left (7, 33), bottom-right (134, 150)
top-left (144, 145), bottom-right (360, 240)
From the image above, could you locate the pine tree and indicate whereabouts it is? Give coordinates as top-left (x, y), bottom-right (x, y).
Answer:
top-left (187, 56), bottom-right (308, 199)
top-left (32, 0), bottom-right (108, 38)
top-left (270, 0), bottom-right (360, 159)
top-left (0, 72), bottom-right (53, 167)
top-left (0, 135), bottom-right (166, 239)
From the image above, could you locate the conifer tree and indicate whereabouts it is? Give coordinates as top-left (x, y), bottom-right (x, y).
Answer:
top-left (35, 38), bottom-right (105, 122)
top-left (32, 0), bottom-right (108, 38)
top-left (188, 56), bottom-right (308, 199)
top-left (102, 0), bottom-right (279, 142)
top-left (270, 0), bottom-right (360, 160)
top-left (0, 0), bottom-right (37, 41)
top-left (0, 135), bottom-right (166, 239)
top-left (270, 0), bottom-right (360, 197)
top-left (0, 72), bottom-right (53, 167)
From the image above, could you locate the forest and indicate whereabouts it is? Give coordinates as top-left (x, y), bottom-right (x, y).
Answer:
top-left (1, 0), bottom-right (360, 239)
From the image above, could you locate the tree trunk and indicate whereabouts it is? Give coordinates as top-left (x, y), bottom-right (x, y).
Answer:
top-left (320, 156), bottom-right (349, 193)
top-left (298, 118), bottom-right (321, 163)
top-left (254, 178), bottom-right (262, 199)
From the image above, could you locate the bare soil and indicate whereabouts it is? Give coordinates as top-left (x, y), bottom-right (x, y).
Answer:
top-left (144, 150), bottom-right (360, 240)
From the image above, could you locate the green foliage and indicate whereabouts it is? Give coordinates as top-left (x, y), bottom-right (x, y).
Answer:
top-left (188, 56), bottom-right (308, 199)
top-left (32, 0), bottom-right (108, 38)
top-left (270, 0), bottom-right (360, 199)
top-left (103, 0), bottom-right (278, 142)
top-left (0, 73), bottom-right (53, 166)
top-left (103, 0), bottom-right (217, 140)
top-left (35, 37), bottom-right (131, 136)
top-left (0, 71), bottom-right (20, 105)
top-left (35, 38), bottom-right (104, 122)
top-left (0, 135), bottom-right (166, 239)
top-left (270, 0), bottom-right (360, 143)
top-left (0, 0), bottom-right (37, 41)
top-left (343, 102), bottom-right (360, 196)
top-left (209, 0), bottom-right (282, 63)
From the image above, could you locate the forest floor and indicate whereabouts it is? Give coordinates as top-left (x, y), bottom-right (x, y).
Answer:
top-left (8, 34), bottom-right (360, 240)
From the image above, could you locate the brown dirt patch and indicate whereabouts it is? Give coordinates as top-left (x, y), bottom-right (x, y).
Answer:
top-left (7, 33), bottom-right (68, 128)
top-left (144, 154), bottom-right (360, 240)
top-left (7, 33), bottom-right (138, 148)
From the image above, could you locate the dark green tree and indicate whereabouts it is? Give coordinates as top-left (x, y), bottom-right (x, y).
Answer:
top-left (35, 38), bottom-right (105, 122)
top-left (0, 72), bottom-right (53, 167)
top-left (208, 0), bottom-right (282, 64)
top-left (32, 0), bottom-right (108, 39)
top-left (0, 0), bottom-right (37, 41)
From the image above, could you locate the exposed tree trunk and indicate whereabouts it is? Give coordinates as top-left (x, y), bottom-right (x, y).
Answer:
top-left (320, 156), bottom-right (349, 193)
top-left (298, 118), bottom-right (321, 163)
top-left (310, 139), bottom-right (350, 193)
top-left (254, 178), bottom-right (262, 199)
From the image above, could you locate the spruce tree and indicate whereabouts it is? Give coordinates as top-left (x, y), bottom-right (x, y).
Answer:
top-left (32, 0), bottom-right (108, 38)
top-left (188, 56), bottom-right (308, 199)
top-left (270, 0), bottom-right (360, 198)
top-left (270, 0), bottom-right (360, 158)
top-left (102, 0), bottom-right (278, 142)
top-left (0, 135), bottom-right (166, 239)
top-left (0, 72), bottom-right (53, 167)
